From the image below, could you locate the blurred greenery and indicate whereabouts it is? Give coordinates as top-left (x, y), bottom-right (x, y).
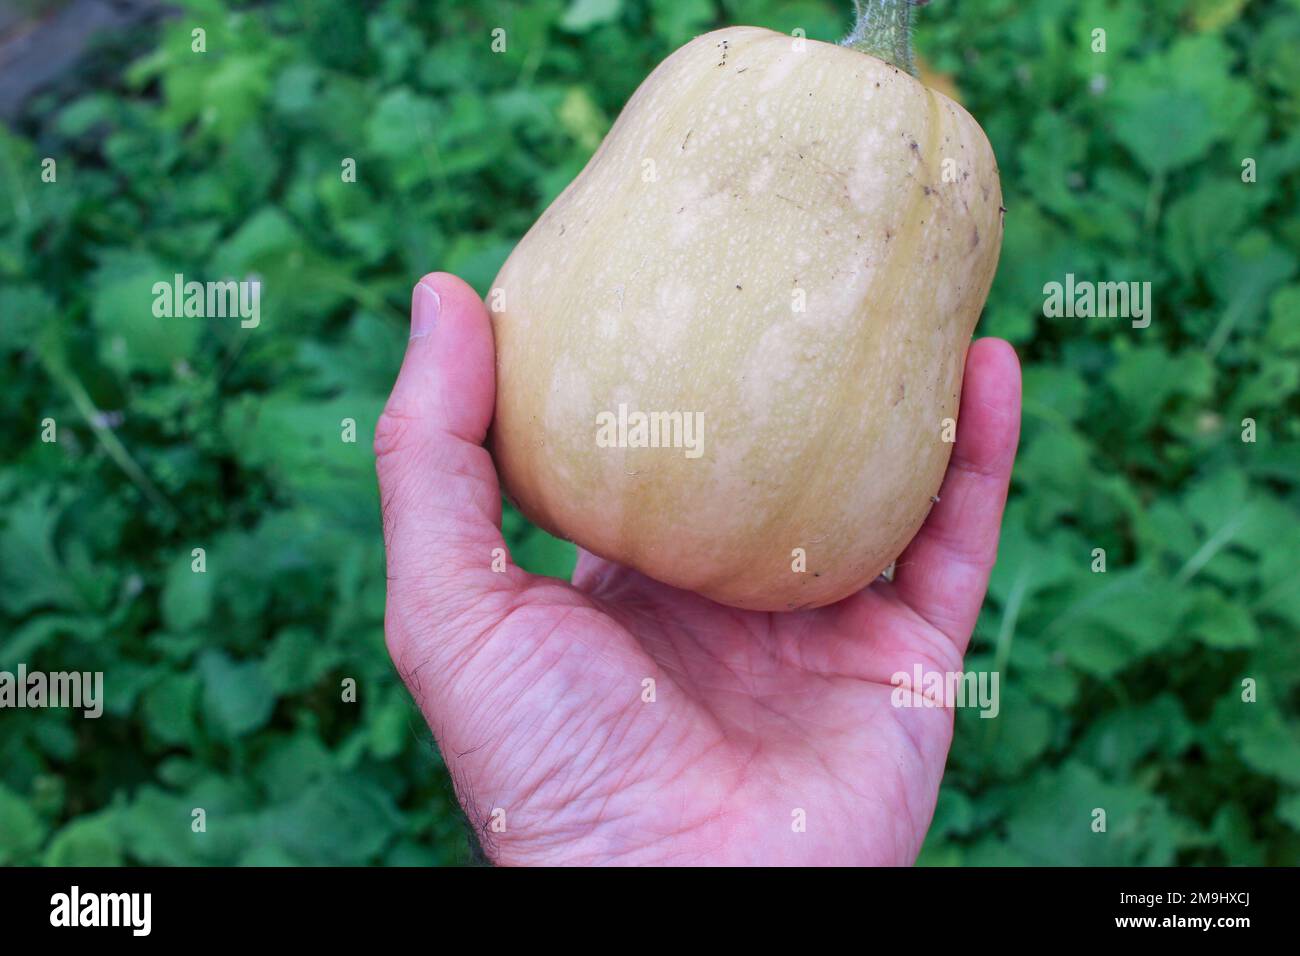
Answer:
top-left (0, 0), bottom-right (1297, 866)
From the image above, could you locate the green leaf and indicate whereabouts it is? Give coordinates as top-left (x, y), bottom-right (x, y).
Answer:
top-left (1004, 762), bottom-right (1178, 865)
top-left (142, 673), bottom-right (201, 746)
top-left (262, 626), bottom-right (341, 695)
top-left (1264, 285), bottom-right (1300, 351)
top-left (44, 814), bottom-right (124, 866)
top-left (368, 686), bottom-right (415, 759)
top-left (1278, 794), bottom-right (1300, 832)
top-left (1209, 803), bottom-right (1263, 865)
top-left (0, 285), bottom-right (55, 356)
top-left (209, 206), bottom-right (300, 275)
top-left (651, 0), bottom-right (713, 45)
top-left (1107, 346), bottom-right (1214, 430)
top-left (0, 614), bottom-right (85, 664)
top-left (115, 785), bottom-right (247, 866)
top-left (1184, 589), bottom-right (1258, 649)
top-left (364, 88), bottom-right (442, 188)
top-left (1182, 468), bottom-right (1250, 537)
top-left (1163, 179), bottom-right (1260, 280)
top-left (442, 235), bottom-right (517, 296)
top-left (962, 837), bottom-right (1033, 867)
top-left (1055, 570), bottom-right (1192, 675)
top-left (1190, 0), bottom-right (1249, 32)
top-left (238, 843), bottom-right (301, 866)
top-left (255, 777), bottom-right (403, 865)
top-left (928, 786), bottom-right (975, 840)
top-left (1077, 696), bottom-right (1194, 774)
top-left (1219, 702), bottom-right (1300, 785)
top-left (220, 392), bottom-right (385, 524)
top-left (1111, 88), bottom-right (1217, 173)
top-left (199, 651), bottom-right (277, 740)
top-left (560, 0), bottom-right (622, 32)
top-left (1023, 365), bottom-right (1088, 424)
top-left (1110, 35), bottom-right (1252, 174)
top-left (558, 86), bottom-right (609, 151)
top-left (256, 732), bottom-right (335, 802)
top-left (955, 684), bottom-right (1053, 778)
top-left (0, 785), bottom-right (46, 865)
top-left (160, 552), bottom-right (213, 631)
top-left (1206, 231), bottom-right (1298, 354)
top-left (0, 489), bottom-right (80, 616)
top-left (986, 501), bottom-right (1075, 607)
top-left (90, 251), bottom-right (200, 375)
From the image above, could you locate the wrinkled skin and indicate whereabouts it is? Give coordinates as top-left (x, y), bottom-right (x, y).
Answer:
top-left (377, 273), bottom-right (1021, 866)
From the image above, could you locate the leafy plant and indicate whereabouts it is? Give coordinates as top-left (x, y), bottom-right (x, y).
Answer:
top-left (0, 0), bottom-right (1296, 865)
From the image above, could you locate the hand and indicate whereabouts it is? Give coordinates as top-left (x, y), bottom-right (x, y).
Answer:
top-left (376, 272), bottom-right (1021, 866)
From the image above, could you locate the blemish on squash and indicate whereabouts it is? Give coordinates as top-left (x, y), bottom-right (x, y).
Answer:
top-left (971, 226), bottom-right (980, 248)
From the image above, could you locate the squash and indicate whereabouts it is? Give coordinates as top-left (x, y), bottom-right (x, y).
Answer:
top-left (488, 4), bottom-right (1003, 611)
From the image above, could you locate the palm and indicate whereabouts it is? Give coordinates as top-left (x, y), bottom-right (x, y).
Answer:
top-left (440, 562), bottom-right (962, 865)
top-left (378, 274), bottom-right (1020, 866)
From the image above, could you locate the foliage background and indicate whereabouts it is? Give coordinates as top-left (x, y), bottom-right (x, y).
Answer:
top-left (1, 0), bottom-right (1297, 866)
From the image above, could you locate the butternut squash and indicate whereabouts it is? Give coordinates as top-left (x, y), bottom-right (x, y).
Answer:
top-left (489, 7), bottom-right (1003, 610)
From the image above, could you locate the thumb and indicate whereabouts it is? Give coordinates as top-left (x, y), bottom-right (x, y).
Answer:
top-left (375, 273), bottom-right (520, 639)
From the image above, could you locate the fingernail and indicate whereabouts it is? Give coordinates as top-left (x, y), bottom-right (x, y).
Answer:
top-left (411, 282), bottom-right (440, 339)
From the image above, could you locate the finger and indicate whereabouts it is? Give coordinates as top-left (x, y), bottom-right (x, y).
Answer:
top-left (375, 273), bottom-right (522, 630)
top-left (890, 338), bottom-right (1021, 650)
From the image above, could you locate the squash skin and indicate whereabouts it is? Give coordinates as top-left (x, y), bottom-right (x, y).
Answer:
top-left (489, 26), bottom-right (1003, 611)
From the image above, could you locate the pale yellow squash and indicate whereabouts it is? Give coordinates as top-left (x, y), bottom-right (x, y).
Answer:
top-left (489, 24), bottom-right (1003, 611)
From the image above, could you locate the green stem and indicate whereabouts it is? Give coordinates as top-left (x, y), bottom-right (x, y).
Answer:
top-left (840, 0), bottom-right (930, 75)
top-left (39, 347), bottom-right (176, 520)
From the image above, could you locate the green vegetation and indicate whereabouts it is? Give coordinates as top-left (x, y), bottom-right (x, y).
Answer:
top-left (1, 0), bottom-right (1297, 865)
